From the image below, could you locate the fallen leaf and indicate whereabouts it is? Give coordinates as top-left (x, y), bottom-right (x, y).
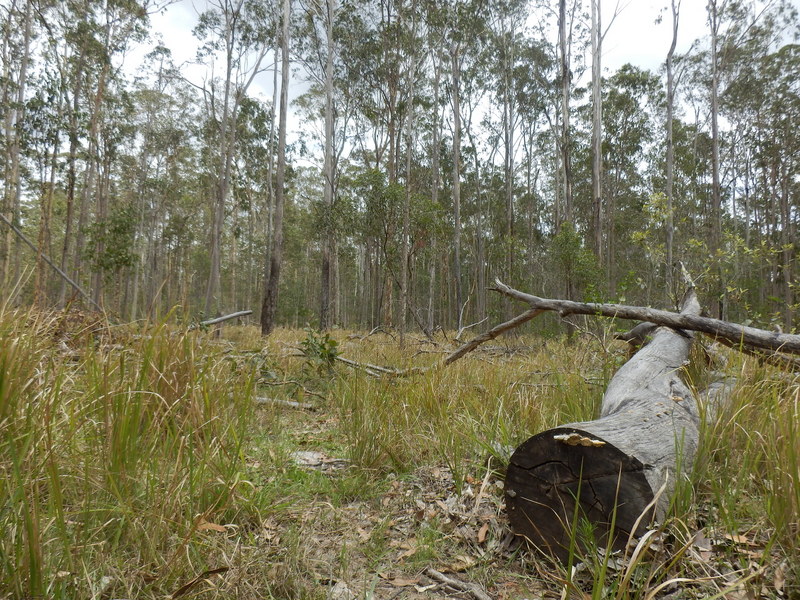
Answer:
top-left (724, 533), bottom-right (758, 546)
top-left (389, 577), bottom-right (418, 587)
top-left (774, 561), bottom-right (786, 595)
top-left (196, 517), bottom-right (227, 533)
top-left (477, 522), bottom-right (489, 544)
top-left (443, 554), bottom-right (476, 573)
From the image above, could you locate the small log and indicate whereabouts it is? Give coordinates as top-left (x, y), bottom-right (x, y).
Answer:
top-left (189, 311), bottom-right (253, 330)
top-left (505, 288), bottom-right (727, 561)
top-left (200, 310), bottom-right (252, 326)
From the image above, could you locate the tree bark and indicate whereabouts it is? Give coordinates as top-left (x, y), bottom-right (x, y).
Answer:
top-left (558, 0), bottom-right (573, 223)
top-left (319, 0), bottom-right (335, 331)
top-left (665, 0), bottom-right (680, 296)
top-left (261, 0), bottom-right (291, 335)
top-left (451, 41), bottom-right (463, 332)
top-left (708, 0), bottom-right (723, 318)
top-left (505, 288), bottom-right (731, 561)
top-left (590, 0), bottom-right (603, 263)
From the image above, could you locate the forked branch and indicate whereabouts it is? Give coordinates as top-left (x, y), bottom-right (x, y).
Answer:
top-left (493, 279), bottom-right (800, 355)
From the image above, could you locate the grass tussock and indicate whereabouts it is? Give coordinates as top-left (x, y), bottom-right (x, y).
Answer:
top-left (1, 312), bottom-right (797, 599)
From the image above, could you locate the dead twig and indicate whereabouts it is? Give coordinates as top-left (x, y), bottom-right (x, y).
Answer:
top-left (259, 379), bottom-right (328, 401)
top-left (442, 309), bottom-right (544, 366)
top-left (254, 397), bottom-right (317, 411)
top-left (424, 568), bottom-right (492, 600)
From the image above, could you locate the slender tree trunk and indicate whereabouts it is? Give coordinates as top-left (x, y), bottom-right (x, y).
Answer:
top-left (665, 0), bottom-right (680, 296)
top-left (708, 0), bottom-right (723, 318)
top-left (35, 144), bottom-right (58, 307)
top-left (400, 8), bottom-right (418, 334)
top-left (427, 51), bottom-right (442, 334)
top-left (590, 0), bottom-right (603, 263)
top-left (451, 42), bottom-right (463, 331)
top-left (558, 0), bottom-right (573, 223)
top-left (58, 54), bottom-right (85, 307)
top-left (502, 22), bottom-right (515, 320)
top-left (261, 0), bottom-right (291, 335)
top-left (320, 0), bottom-right (336, 330)
top-left (3, 0), bottom-right (32, 297)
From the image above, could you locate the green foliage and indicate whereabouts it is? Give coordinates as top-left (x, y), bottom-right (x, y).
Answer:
top-left (550, 222), bottom-right (602, 297)
top-left (83, 203), bottom-right (137, 278)
top-left (299, 327), bottom-right (340, 373)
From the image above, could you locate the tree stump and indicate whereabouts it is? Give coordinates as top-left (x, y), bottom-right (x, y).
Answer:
top-left (505, 288), bottom-right (720, 561)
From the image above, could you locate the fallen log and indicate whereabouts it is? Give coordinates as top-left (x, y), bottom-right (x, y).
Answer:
top-left (493, 279), bottom-right (800, 355)
top-left (504, 287), bottom-right (733, 561)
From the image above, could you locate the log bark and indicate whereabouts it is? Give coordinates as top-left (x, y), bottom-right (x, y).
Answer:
top-left (493, 279), bottom-right (800, 355)
top-left (504, 288), bottom-right (730, 561)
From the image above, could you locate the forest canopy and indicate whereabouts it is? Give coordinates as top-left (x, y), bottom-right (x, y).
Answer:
top-left (1, 0), bottom-right (799, 332)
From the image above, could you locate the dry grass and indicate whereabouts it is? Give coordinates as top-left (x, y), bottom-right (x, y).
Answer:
top-left (0, 311), bottom-right (797, 599)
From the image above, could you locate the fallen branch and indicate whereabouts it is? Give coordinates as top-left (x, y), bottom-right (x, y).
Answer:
top-left (194, 310), bottom-right (252, 328)
top-left (493, 279), bottom-right (800, 355)
top-left (335, 355), bottom-right (422, 377)
top-left (455, 316), bottom-right (489, 342)
top-left (442, 309), bottom-right (543, 366)
top-left (424, 568), bottom-right (492, 600)
top-left (259, 379), bottom-right (328, 401)
top-left (335, 309), bottom-right (544, 377)
top-left (0, 211), bottom-right (104, 313)
top-left (505, 288), bottom-right (736, 561)
top-left (254, 397), bottom-right (317, 411)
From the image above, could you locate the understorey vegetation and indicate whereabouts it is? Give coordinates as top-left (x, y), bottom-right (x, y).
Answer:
top-left (1, 308), bottom-right (796, 599)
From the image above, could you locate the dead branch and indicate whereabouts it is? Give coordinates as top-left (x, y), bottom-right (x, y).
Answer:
top-left (259, 379), bottom-right (328, 401)
top-left (442, 309), bottom-right (544, 366)
top-left (335, 355), bottom-right (422, 377)
top-left (424, 568), bottom-right (492, 600)
top-left (254, 397), bottom-right (317, 411)
top-left (194, 310), bottom-right (252, 328)
top-left (493, 279), bottom-right (800, 355)
top-left (455, 316), bottom-right (489, 342)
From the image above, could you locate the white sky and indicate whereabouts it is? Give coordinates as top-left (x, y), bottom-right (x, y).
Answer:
top-left (139, 0), bottom-right (712, 99)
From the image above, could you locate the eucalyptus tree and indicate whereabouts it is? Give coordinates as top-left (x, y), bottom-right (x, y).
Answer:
top-left (124, 46), bottom-right (201, 319)
top-left (261, 0), bottom-right (291, 335)
top-left (194, 0), bottom-right (275, 316)
top-left (665, 0), bottom-right (681, 295)
top-left (0, 0), bottom-right (33, 297)
top-left (601, 65), bottom-right (663, 293)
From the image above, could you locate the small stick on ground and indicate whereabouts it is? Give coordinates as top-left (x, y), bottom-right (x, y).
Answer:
top-left (254, 397), bottom-right (317, 411)
top-left (260, 379), bottom-right (328, 401)
top-left (424, 568), bottom-right (492, 600)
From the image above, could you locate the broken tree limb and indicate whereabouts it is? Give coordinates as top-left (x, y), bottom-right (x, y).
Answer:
top-left (334, 309), bottom-right (545, 377)
top-left (504, 288), bottom-right (734, 561)
top-left (493, 279), bottom-right (800, 355)
top-left (443, 309), bottom-right (543, 366)
top-left (196, 310), bottom-right (252, 327)
top-left (424, 568), bottom-right (492, 600)
top-left (0, 211), bottom-right (104, 313)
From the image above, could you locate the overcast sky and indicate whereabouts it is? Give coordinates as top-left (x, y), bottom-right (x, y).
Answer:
top-left (135, 0), bottom-right (712, 103)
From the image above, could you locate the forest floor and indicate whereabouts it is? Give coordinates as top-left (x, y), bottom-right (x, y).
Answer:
top-left (0, 311), bottom-right (797, 599)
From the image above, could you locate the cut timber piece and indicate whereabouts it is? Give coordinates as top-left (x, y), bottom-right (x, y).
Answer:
top-left (505, 289), bottom-right (705, 562)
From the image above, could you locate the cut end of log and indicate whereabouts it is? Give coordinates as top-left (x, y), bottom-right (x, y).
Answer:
top-left (504, 427), bottom-right (655, 562)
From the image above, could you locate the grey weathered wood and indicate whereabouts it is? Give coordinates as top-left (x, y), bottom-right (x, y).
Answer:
top-left (493, 279), bottom-right (800, 354)
top-left (505, 288), bottom-right (729, 561)
top-left (189, 310), bottom-right (253, 330)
